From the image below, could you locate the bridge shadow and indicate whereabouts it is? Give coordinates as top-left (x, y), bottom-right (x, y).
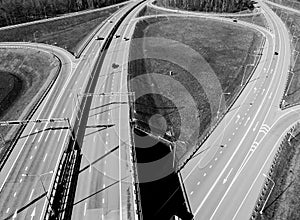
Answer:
top-left (90, 101), bottom-right (128, 111)
top-left (79, 145), bottom-right (119, 173)
top-left (84, 124), bottom-right (115, 137)
top-left (19, 126), bottom-right (69, 140)
top-left (4, 192), bottom-right (47, 220)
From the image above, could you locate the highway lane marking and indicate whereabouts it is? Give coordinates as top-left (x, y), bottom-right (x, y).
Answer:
top-left (0, 42), bottom-right (77, 199)
top-left (262, 88), bottom-right (265, 94)
top-left (197, 181), bottom-right (200, 185)
top-left (205, 27), bottom-right (281, 218)
top-left (232, 132), bottom-right (235, 136)
top-left (253, 121), bottom-right (259, 131)
top-left (194, 42), bottom-right (276, 214)
top-left (13, 192), bottom-right (17, 197)
top-left (62, 108), bottom-right (66, 114)
top-left (19, 178), bottom-right (22, 183)
top-left (30, 155), bottom-right (33, 160)
top-left (209, 165), bottom-right (212, 169)
top-left (222, 168), bottom-right (233, 184)
top-left (215, 158), bottom-right (218, 161)
top-left (268, 91), bottom-right (273, 99)
top-left (219, 151), bottom-right (222, 154)
top-left (228, 138), bottom-right (231, 142)
top-left (232, 123), bottom-right (293, 219)
top-left (84, 202), bottom-right (87, 216)
top-left (29, 189), bottom-right (34, 201)
top-left (235, 114), bottom-right (240, 123)
top-left (34, 145), bottom-right (37, 149)
top-left (45, 131), bottom-right (50, 141)
top-left (244, 117), bottom-right (250, 126)
top-left (190, 191), bottom-right (194, 195)
top-left (6, 208), bottom-right (10, 213)
top-left (43, 153), bottom-right (48, 162)
top-left (25, 166), bottom-right (28, 171)
top-left (203, 173), bottom-right (207, 177)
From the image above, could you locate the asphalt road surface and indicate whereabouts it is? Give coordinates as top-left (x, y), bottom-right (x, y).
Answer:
top-left (181, 0), bottom-right (293, 219)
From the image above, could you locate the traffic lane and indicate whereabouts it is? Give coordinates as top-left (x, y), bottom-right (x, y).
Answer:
top-left (0, 10), bottom-right (109, 219)
top-left (189, 7), bottom-right (288, 218)
top-left (184, 44), bottom-right (279, 217)
top-left (181, 28), bottom-right (274, 178)
top-left (71, 30), bottom-right (123, 220)
top-left (208, 109), bottom-right (300, 220)
top-left (233, 108), bottom-right (300, 219)
top-left (0, 128), bottom-right (67, 219)
top-left (187, 55), bottom-right (283, 218)
top-left (182, 36), bottom-right (274, 188)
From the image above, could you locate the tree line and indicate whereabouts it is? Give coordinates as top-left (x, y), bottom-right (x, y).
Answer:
top-left (157, 0), bottom-right (255, 13)
top-left (0, 0), bottom-right (127, 27)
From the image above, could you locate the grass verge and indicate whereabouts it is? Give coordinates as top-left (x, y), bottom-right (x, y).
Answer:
top-left (255, 123), bottom-right (300, 220)
top-left (269, 0), bottom-right (300, 11)
top-left (128, 16), bottom-right (263, 161)
top-left (0, 48), bottom-right (60, 162)
top-left (0, 5), bottom-right (123, 55)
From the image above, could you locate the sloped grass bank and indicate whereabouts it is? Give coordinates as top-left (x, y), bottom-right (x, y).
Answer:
top-left (0, 5), bottom-right (123, 55)
top-left (0, 48), bottom-right (60, 162)
top-left (128, 16), bottom-right (263, 161)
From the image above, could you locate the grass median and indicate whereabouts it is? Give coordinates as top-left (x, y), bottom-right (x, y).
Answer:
top-left (128, 16), bottom-right (263, 161)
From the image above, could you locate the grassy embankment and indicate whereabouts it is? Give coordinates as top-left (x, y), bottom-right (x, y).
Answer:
top-left (138, 4), bottom-right (268, 29)
top-left (0, 48), bottom-right (59, 159)
top-left (254, 123), bottom-right (300, 220)
top-left (155, 0), bottom-right (255, 13)
top-left (0, 5), bottom-right (123, 55)
top-left (128, 16), bottom-right (263, 162)
top-left (266, 4), bottom-right (300, 107)
top-left (269, 0), bottom-right (300, 11)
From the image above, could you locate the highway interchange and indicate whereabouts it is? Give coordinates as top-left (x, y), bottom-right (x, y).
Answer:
top-left (0, 0), bottom-right (299, 219)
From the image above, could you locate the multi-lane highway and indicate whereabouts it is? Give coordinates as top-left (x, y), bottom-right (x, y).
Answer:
top-left (0, 1), bottom-right (146, 219)
top-left (1, 0), bottom-right (299, 219)
top-left (70, 1), bottom-right (148, 219)
top-left (180, 0), bottom-right (293, 219)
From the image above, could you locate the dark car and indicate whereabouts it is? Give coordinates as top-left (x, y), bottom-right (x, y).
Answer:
top-left (233, 19), bottom-right (237, 22)
top-left (274, 52), bottom-right (279, 55)
top-left (96, 36), bottom-right (104, 40)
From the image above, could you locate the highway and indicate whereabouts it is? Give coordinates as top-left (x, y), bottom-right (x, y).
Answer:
top-left (70, 1), bottom-right (148, 219)
top-left (180, 0), bottom-right (293, 219)
top-left (0, 2), bottom-right (144, 219)
top-left (0, 0), bottom-right (298, 219)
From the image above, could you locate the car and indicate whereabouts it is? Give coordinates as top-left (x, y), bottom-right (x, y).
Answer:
top-left (274, 51), bottom-right (279, 55)
top-left (96, 36), bottom-right (104, 40)
top-left (233, 19), bottom-right (237, 22)
top-left (124, 37), bottom-right (130, 41)
top-left (220, 145), bottom-right (224, 148)
top-left (115, 35), bottom-right (120, 38)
